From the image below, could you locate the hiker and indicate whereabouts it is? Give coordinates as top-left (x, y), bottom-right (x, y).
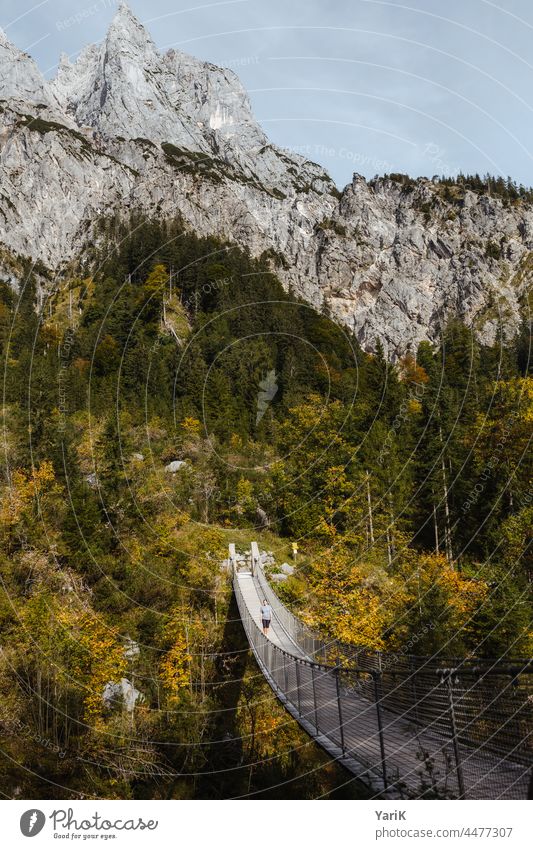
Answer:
top-left (260, 599), bottom-right (272, 635)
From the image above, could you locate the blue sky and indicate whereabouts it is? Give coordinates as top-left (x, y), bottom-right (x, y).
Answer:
top-left (3, 0), bottom-right (533, 188)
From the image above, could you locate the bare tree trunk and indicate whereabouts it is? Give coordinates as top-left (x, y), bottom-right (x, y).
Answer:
top-left (386, 526), bottom-right (393, 568)
top-left (185, 624), bottom-right (193, 696)
top-left (388, 491), bottom-right (396, 565)
top-left (433, 502), bottom-right (440, 555)
top-left (366, 471), bottom-right (374, 547)
top-left (52, 680), bottom-right (58, 747)
top-left (37, 668), bottom-right (43, 736)
top-left (439, 437), bottom-right (453, 566)
top-left (130, 671), bottom-right (135, 732)
top-left (63, 689), bottom-right (69, 752)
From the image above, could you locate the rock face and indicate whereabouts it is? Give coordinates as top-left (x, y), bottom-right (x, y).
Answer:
top-left (0, 2), bottom-right (531, 354)
top-left (0, 26), bottom-right (68, 121)
top-left (103, 677), bottom-right (144, 712)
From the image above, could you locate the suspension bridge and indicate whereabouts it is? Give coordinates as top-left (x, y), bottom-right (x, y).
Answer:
top-left (231, 543), bottom-right (533, 799)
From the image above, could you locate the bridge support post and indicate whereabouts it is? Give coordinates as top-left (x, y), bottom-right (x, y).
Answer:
top-left (334, 666), bottom-right (346, 754)
top-left (295, 661), bottom-right (302, 716)
top-left (373, 671), bottom-right (388, 790)
top-left (250, 541), bottom-right (260, 577)
top-left (228, 543), bottom-right (236, 574)
top-left (445, 673), bottom-right (466, 799)
top-left (311, 665), bottom-right (319, 732)
top-left (409, 655), bottom-right (421, 725)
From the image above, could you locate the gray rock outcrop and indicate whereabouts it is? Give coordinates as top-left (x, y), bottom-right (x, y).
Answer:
top-left (0, 3), bottom-right (530, 355)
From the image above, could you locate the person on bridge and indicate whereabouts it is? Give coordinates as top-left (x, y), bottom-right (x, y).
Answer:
top-left (260, 599), bottom-right (272, 635)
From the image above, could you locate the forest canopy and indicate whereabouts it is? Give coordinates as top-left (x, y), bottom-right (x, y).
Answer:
top-left (0, 217), bottom-right (531, 798)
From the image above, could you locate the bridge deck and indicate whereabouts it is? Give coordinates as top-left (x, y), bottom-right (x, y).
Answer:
top-left (235, 567), bottom-right (531, 800)
top-left (237, 572), bottom-right (307, 658)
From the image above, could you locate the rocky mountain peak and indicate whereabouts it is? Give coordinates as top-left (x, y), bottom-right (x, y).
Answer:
top-left (51, 3), bottom-right (248, 152)
top-left (52, 4), bottom-right (163, 138)
top-left (0, 6), bottom-right (531, 356)
top-left (106, 1), bottom-right (157, 52)
top-left (48, 4), bottom-right (329, 192)
top-left (0, 26), bottom-right (64, 117)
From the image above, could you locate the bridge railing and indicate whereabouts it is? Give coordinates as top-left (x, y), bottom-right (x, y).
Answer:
top-left (233, 569), bottom-right (392, 794)
top-left (255, 559), bottom-right (533, 764)
top-left (236, 551), bottom-right (533, 798)
top-left (253, 556), bottom-right (333, 662)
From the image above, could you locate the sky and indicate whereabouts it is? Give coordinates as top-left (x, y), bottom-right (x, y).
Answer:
top-left (2, 0), bottom-right (533, 189)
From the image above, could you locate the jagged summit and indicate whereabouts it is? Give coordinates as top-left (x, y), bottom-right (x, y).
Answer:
top-left (116, 0), bottom-right (137, 18)
top-left (48, 1), bottom-right (319, 189)
top-left (0, 3), bottom-right (530, 354)
top-left (0, 25), bottom-right (66, 118)
top-left (107, 0), bottom-right (156, 48)
top-left (51, 2), bottom-right (243, 144)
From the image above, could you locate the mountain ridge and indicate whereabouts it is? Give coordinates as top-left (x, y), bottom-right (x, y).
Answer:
top-left (0, 2), bottom-right (531, 355)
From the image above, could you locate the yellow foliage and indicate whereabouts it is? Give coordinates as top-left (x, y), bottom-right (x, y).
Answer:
top-left (229, 433), bottom-right (242, 450)
top-left (159, 609), bottom-right (191, 701)
top-left (181, 416), bottom-right (202, 438)
top-left (19, 593), bottom-right (127, 722)
top-left (495, 376), bottom-right (533, 419)
top-left (436, 561), bottom-right (488, 618)
top-left (407, 398), bottom-right (422, 415)
top-left (236, 477), bottom-right (254, 511)
top-left (160, 633), bottom-right (191, 700)
top-left (306, 549), bottom-right (401, 651)
top-left (55, 606), bottom-right (127, 721)
top-left (333, 589), bottom-right (389, 651)
top-left (306, 545), bottom-right (489, 653)
top-left (144, 263), bottom-right (168, 294)
top-left (0, 461), bottom-right (57, 527)
top-left (399, 352), bottom-right (429, 386)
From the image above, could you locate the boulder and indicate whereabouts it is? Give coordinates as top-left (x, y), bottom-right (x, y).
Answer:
top-left (165, 460), bottom-right (187, 473)
top-left (103, 677), bottom-right (144, 712)
top-left (123, 637), bottom-right (140, 659)
top-left (260, 551), bottom-right (275, 565)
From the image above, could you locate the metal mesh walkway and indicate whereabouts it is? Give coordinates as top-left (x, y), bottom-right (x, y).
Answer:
top-left (232, 547), bottom-right (533, 799)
